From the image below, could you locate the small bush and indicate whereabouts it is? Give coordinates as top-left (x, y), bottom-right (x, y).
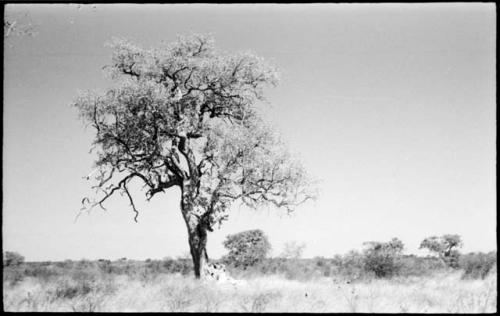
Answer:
top-left (443, 250), bottom-right (461, 269)
top-left (145, 259), bottom-right (162, 274)
top-left (161, 258), bottom-right (192, 275)
top-left (54, 279), bottom-right (93, 299)
top-left (398, 255), bottom-right (446, 277)
top-left (222, 229), bottom-right (271, 269)
top-left (98, 260), bottom-right (113, 273)
top-left (3, 251), bottom-right (25, 266)
top-left (362, 238), bottom-right (404, 278)
top-left (460, 252), bottom-right (497, 279)
top-left (23, 264), bottom-right (61, 282)
top-left (3, 267), bottom-right (25, 286)
top-left (71, 268), bottom-right (99, 283)
top-left (76, 259), bottom-right (94, 269)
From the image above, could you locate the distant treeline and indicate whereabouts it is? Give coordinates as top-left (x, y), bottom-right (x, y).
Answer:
top-left (225, 252), bottom-right (497, 281)
top-left (3, 251), bottom-right (496, 287)
top-left (3, 232), bottom-right (497, 283)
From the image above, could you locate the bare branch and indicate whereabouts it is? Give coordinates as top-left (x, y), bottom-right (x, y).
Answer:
top-left (123, 182), bottom-right (139, 223)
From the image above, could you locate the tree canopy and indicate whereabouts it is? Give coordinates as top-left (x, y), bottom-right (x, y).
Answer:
top-left (420, 234), bottom-right (463, 268)
top-left (420, 234), bottom-right (463, 257)
top-left (73, 34), bottom-right (315, 278)
top-left (75, 34), bottom-right (313, 224)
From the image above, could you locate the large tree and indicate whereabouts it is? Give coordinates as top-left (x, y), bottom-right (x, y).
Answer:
top-left (74, 34), bottom-right (314, 278)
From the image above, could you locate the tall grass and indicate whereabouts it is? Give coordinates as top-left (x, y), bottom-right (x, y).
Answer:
top-left (3, 263), bottom-right (497, 312)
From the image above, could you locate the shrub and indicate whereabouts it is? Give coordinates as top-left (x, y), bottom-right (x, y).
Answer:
top-left (3, 251), bottom-right (25, 266)
top-left (145, 259), bottom-right (163, 275)
top-left (3, 267), bottom-right (25, 286)
top-left (77, 259), bottom-right (93, 269)
top-left (362, 238), bottom-right (404, 278)
top-left (54, 278), bottom-right (93, 299)
top-left (71, 267), bottom-right (99, 284)
top-left (282, 259), bottom-right (320, 280)
top-left (23, 263), bottom-right (60, 282)
top-left (460, 251), bottom-right (497, 279)
top-left (443, 249), bottom-right (461, 269)
top-left (98, 260), bottom-right (113, 273)
top-left (332, 250), bottom-right (366, 281)
top-left (222, 229), bottom-right (271, 269)
top-left (398, 255), bottom-right (446, 277)
top-left (161, 258), bottom-right (193, 275)
top-left (177, 259), bottom-right (194, 275)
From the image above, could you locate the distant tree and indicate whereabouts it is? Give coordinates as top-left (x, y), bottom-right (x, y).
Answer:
top-left (420, 234), bottom-right (463, 268)
top-left (280, 241), bottom-right (306, 259)
top-left (362, 238), bottom-right (405, 278)
top-left (223, 229), bottom-right (271, 269)
top-left (73, 34), bottom-right (314, 278)
top-left (3, 251), bottom-right (25, 266)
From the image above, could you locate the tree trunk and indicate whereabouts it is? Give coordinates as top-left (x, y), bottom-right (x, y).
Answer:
top-left (181, 184), bottom-right (209, 279)
top-left (188, 221), bottom-right (209, 279)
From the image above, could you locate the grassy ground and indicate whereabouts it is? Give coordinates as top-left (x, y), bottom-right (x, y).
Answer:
top-left (3, 269), bottom-right (496, 312)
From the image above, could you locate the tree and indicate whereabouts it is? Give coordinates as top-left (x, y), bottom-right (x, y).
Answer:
top-left (419, 234), bottom-right (463, 268)
top-left (280, 241), bottom-right (306, 259)
top-left (73, 34), bottom-right (314, 278)
top-left (3, 251), bottom-right (25, 267)
top-left (222, 229), bottom-right (271, 268)
top-left (362, 238), bottom-right (404, 278)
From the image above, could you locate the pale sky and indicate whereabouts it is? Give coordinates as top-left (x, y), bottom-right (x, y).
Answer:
top-left (3, 3), bottom-right (496, 261)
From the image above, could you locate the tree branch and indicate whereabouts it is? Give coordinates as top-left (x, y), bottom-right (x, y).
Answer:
top-left (122, 182), bottom-right (139, 223)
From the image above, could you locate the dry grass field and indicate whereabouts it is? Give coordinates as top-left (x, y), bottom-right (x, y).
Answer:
top-left (3, 268), bottom-right (496, 312)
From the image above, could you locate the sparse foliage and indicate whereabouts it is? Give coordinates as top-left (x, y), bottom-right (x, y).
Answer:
top-left (223, 229), bottom-right (271, 269)
top-left (73, 33), bottom-right (315, 278)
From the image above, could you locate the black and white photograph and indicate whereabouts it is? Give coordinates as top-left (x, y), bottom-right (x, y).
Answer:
top-left (2, 3), bottom-right (496, 313)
